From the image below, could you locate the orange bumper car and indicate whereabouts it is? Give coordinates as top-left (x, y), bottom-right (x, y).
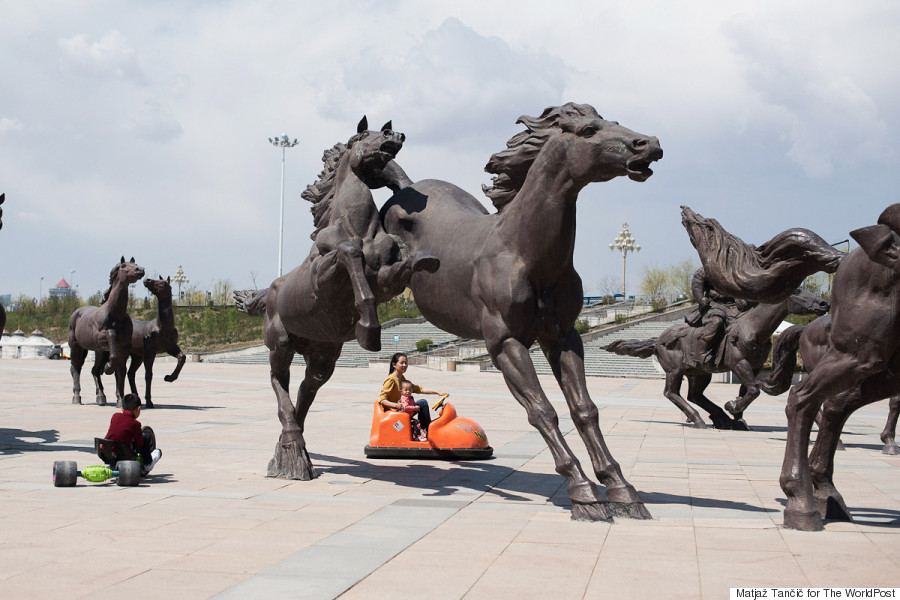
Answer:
top-left (364, 395), bottom-right (493, 459)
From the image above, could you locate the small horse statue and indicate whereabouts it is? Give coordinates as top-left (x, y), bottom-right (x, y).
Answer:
top-left (68, 257), bottom-right (145, 406)
top-left (235, 118), bottom-right (437, 480)
top-left (603, 287), bottom-right (829, 429)
top-left (381, 103), bottom-right (663, 521)
top-left (758, 203), bottom-right (900, 531)
top-left (680, 205), bottom-right (844, 303)
top-left (124, 276), bottom-right (186, 408)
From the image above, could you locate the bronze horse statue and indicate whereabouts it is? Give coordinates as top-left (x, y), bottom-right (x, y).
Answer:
top-left (68, 257), bottom-right (145, 406)
top-left (603, 287), bottom-right (829, 430)
top-left (681, 205), bottom-right (844, 303)
top-left (381, 103), bottom-right (663, 521)
top-left (235, 118), bottom-right (436, 480)
top-left (125, 276), bottom-right (186, 408)
top-left (758, 204), bottom-right (900, 530)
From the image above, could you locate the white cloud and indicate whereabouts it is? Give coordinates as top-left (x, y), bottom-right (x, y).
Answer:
top-left (130, 100), bottom-right (183, 143)
top-left (0, 118), bottom-right (24, 134)
top-left (57, 30), bottom-right (144, 83)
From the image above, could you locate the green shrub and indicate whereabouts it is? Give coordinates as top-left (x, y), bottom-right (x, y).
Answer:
top-left (415, 338), bottom-right (433, 352)
top-left (574, 319), bottom-right (591, 334)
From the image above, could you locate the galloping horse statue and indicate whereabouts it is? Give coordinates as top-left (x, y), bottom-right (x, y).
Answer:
top-left (381, 103), bottom-right (663, 521)
top-left (681, 205), bottom-right (844, 303)
top-left (604, 287), bottom-right (829, 429)
top-left (125, 276), bottom-right (186, 408)
top-left (235, 118), bottom-right (436, 480)
top-left (759, 204), bottom-right (900, 530)
top-left (68, 257), bottom-right (145, 406)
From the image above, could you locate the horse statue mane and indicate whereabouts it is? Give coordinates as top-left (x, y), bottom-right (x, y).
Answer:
top-left (482, 103), bottom-right (601, 212)
top-left (301, 141), bottom-right (349, 238)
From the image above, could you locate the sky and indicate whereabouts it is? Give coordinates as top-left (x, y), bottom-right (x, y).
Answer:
top-left (1, 1), bottom-right (899, 303)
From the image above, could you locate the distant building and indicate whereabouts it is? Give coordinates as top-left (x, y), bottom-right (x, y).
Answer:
top-left (0, 294), bottom-right (10, 310)
top-left (49, 279), bottom-right (76, 298)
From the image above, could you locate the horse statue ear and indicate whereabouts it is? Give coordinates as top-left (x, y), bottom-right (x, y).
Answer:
top-left (357, 116), bottom-right (368, 133)
top-left (381, 121), bottom-right (392, 132)
top-left (159, 275), bottom-right (164, 280)
top-left (851, 224), bottom-right (900, 272)
top-left (167, 276), bottom-right (171, 283)
top-left (120, 256), bottom-right (125, 263)
top-left (129, 256), bottom-right (135, 263)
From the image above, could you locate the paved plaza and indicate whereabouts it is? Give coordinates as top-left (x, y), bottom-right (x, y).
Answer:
top-left (1, 360), bottom-right (899, 599)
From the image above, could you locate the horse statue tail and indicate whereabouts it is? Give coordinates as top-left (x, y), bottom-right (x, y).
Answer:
top-left (234, 288), bottom-right (268, 316)
top-left (759, 325), bottom-right (804, 396)
top-left (602, 338), bottom-right (657, 359)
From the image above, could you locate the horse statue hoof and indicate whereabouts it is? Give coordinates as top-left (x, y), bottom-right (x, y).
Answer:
top-left (570, 501), bottom-right (613, 523)
top-left (103, 363), bottom-right (115, 375)
top-left (164, 375), bottom-right (175, 382)
top-left (355, 323), bottom-right (382, 352)
top-left (72, 396), bottom-right (82, 405)
top-left (783, 508), bottom-right (824, 531)
top-left (724, 400), bottom-right (739, 416)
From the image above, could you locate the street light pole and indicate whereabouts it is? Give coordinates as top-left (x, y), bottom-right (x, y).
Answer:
top-left (608, 223), bottom-right (641, 298)
top-left (268, 133), bottom-right (298, 278)
top-left (172, 265), bottom-right (188, 305)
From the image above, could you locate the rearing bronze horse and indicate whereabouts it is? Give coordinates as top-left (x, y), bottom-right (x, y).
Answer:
top-left (235, 119), bottom-right (436, 480)
top-left (68, 257), bottom-right (145, 406)
top-left (382, 103), bottom-right (663, 521)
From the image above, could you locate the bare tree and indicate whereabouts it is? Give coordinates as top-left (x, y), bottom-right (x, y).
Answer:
top-left (669, 258), bottom-right (699, 300)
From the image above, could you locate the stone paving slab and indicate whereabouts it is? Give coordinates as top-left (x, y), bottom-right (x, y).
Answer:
top-left (1, 361), bottom-right (899, 599)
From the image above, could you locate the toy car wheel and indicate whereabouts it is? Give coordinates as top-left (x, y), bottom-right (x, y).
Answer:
top-left (53, 461), bottom-right (77, 487)
top-left (117, 461), bottom-right (141, 486)
top-left (142, 426), bottom-right (156, 453)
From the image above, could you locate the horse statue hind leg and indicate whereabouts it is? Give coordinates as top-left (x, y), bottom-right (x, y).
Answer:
top-left (880, 395), bottom-right (900, 454)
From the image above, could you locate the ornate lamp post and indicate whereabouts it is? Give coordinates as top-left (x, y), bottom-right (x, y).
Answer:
top-left (172, 265), bottom-right (188, 304)
top-left (609, 223), bottom-right (640, 298)
top-left (268, 133), bottom-right (299, 278)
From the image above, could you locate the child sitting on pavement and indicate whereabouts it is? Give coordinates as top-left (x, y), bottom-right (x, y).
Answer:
top-left (103, 393), bottom-right (162, 474)
top-left (399, 380), bottom-right (427, 441)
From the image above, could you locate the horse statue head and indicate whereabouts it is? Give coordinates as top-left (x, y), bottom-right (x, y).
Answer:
top-left (144, 275), bottom-right (173, 300)
top-left (102, 257), bottom-right (145, 302)
top-left (302, 116), bottom-right (408, 235)
top-left (785, 287), bottom-right (831, 317)
top-left (482, 103), bottom-right (663, 212)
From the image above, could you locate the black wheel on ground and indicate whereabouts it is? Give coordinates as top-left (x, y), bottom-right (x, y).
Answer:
top-left (141, 426), bottom-right (156, 453)
top-left (53, 461), bottom-right (77, 487)
top-left (117, 460), bottom-right (141, 486)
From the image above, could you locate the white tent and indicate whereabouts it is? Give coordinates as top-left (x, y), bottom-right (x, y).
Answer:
top-left (0, 328), bottom-right (55, 359)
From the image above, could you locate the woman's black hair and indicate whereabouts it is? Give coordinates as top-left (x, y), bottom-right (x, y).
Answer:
top-left (389, 352), bottom-right (407, 375)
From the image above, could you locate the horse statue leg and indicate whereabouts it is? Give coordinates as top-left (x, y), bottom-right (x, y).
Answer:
top-left (69, 344), bottom-right (87, 405)
top-left (687, 373), bottom-right (741, 430)
top-left (163, 344), bottom-right (186, 383)
top-left (539, 329), bottom-right (650, 519)
top-left (127, 353), bottom-right (142, 399)
top-left (880, 395), bottom-right (900, 455)
top-left (115, 356), bottom-right (128, 408)
top-left (781, 349), bottom-right (867, 530)
top-left (142, 351), bottom-right (156, 409)
top-left (91, 352), bottom-right (109, 406)
top-left (333, 241), bottom-right (380, 351)
top-left (663, 371), bottom-right (707, 428)
top-left (724, 358), bottom-right (763, 422)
